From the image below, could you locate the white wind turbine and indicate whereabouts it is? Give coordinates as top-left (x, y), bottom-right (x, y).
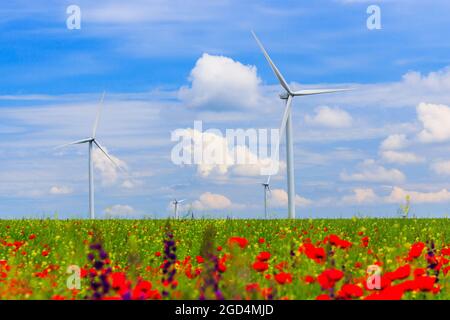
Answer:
top-left (262, 177), bottom-right (271, 219)
top-left (172, 199), bottom-right (186, 219)
top-left (252, 31), bottom-right (350, 219)
top-left (58, 92), bottom-right (124, 219)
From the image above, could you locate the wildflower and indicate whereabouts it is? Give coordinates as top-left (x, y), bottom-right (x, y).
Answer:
top-left (274, 272), bottom-right (292, 285)
top-left (256, 251), bottom-right (271, 262)
top-left (228, 237), bottom-right (248, 249)
top-left (252, 261), bottom-right (269, 272)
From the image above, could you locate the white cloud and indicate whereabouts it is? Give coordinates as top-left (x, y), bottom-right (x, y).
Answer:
top-left (386, 187), bottom-right (450, 203)
top-left (49, 185), bottom-right (73, 195)
top-left (431, 160), bottom-right (450, 175)
top-left (173, 128), bottom-right (284, 178)
top-left (179, 53), bottom-right (262, 109)
top-left (104, 204), bottom-right (135, 216)
top-left (340, 159), bottom-right (405, 183)
top-left (270, 188), bottom-right (312, 207)
top-left (417, 103), bottom-right (450, 143)
top-left (305, 106), bottom-right (353, 128)
top-left (380, 134), bottom-right (409, 150)
top-left (192, 192), bottom-right (233, 210)
top-left (93, 147), bottom-right (127, 186)
top-left (381, 150), bottom-right (424, 164)
top-left (341, 188), bottom-right (378, 204)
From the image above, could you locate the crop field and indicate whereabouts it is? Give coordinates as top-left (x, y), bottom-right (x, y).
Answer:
top-left (0, 218), bottom-right (449, 300)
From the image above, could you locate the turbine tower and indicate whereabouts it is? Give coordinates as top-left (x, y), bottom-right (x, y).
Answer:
top-left (252, 31), bottom-right (350, 219)
top-left (58, 92), bottom-right (123, 219)
top-left (172, 199), bottom-right (186, 219)
top-left (262, 177), bottom-right (271, 219)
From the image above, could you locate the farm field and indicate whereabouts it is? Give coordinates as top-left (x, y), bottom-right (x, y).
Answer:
top-left (0, 218), bottom-right (449, 300)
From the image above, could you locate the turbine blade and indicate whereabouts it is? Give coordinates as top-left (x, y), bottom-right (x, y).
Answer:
top-left (93, 140), bottom-right (126, 173)
top-left (278, 95), bottom-right (293, 146)
top-left (178, 199), bottom-right (186, 203)
top-left (266, 175), bottom-right (271, 185)
top-left (92, 91), bottom-right (106, 138)
top-left (292, 88), bottom-right (352, 96)
top-left (55, 138), bottom-right (91, 149)
top-left (251, 31), bottom-right (291, 94)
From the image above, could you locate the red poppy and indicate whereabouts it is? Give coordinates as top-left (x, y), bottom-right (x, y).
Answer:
top-left (29, 234), bottom-right (36, 240)
top-left (228, 237), bottom-right (248, 249)
top-left (41, 250), bottom-right (50, 257)
top-left (256, 251), bottom-right (271, 262)
top-left (317, 268), bottom-right (344, 289)
top-left (196, 255), bottom-right (204, 263)
top-left (274, 272), bottom-right (292, 285)
top-left (406, 242), bottom-right (425, 261)
top-left (304, 275), bottom-right (315, 284)
top-left (316, 294), bottom-right (331, 300)
top-left (361, 236), bottom-right (369, 247)
top-left (258, 238), bottom-right (265, 244)
top-left (385, 264), bottom-right (411, 281)
top-left (252, 261), bottom-right (269, 272)
top-left (338, 284), bottom-right (364, 299)
top-left (245, 283), bottom-right (260, 292)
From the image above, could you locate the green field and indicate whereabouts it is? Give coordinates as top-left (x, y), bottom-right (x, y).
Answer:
top-left (0, 218), bottom-right (449, 300)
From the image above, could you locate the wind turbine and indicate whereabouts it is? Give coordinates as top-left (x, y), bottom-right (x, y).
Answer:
top-left (58, 92), bottom-right (123, 219)
top-left (252, 31), bottom-right (350, 219)
top-left (172, 199), bottom-right (186, 219)
top-left (262, 177), bottom-right (271, 219)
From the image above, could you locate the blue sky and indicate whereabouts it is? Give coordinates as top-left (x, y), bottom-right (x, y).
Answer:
top-left (2, 0), bottom-right (450, 218)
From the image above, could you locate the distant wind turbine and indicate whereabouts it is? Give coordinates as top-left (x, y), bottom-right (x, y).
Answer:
top-left (262, 177), bottom-right (271, 219)
top-left (252, 31), bottom-right (351, 219)
top-left (57, 92), bottom-right (124, 219)
top-left (172, 199), bottom-right (186, 219)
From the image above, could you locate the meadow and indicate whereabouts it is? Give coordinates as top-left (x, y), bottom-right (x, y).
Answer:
top-left (0, 218), bottom-right (449, 300)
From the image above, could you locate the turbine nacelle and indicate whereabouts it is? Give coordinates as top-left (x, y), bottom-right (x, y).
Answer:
top-left (279, 92), bottom-right (289, 100)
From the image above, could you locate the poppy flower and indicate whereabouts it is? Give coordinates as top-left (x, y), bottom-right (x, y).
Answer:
top-left (228, 237), bottom-right (248, 249)
top-left (274, 272), bottom-right (292, 285)
top-left (29, 234), bottom-right (36, 240)
top-left (317, 268), bottom-right (344, 289)
top-left (361, 236), bottom-right (369, 248)
top-left (385, 264), bottom-right (411, 281)
top-left (316, 294), bottom-right (331, 300)
top-left (252, 261), bottom-right (269, 272)
top-left (258, 238), bottom-right (265, 244)
top-left (41, 250), bottom-right (50, 257)
top-left (196, 256), bottom-right (204, 263)
top-left (338, 284), bottom-right (364, 299)
top-left (256, 251), bottom-right (271, 262)
top-left (406, 242), bottom-right (425, 261)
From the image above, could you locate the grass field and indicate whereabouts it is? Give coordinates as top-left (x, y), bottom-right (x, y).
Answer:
top-left (0, 218), bottom-right (449, 300)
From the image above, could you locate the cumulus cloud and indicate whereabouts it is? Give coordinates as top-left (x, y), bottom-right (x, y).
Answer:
top-left (380, 150), bottom-right (424, 165)
top-left (417, 103), bottom-right (450, 143)
top-left (386, 187), bottom-right (450, 203)
top-left (49, 185), bottom-right (73, 195)
top-left (179, 54), bottom-right (262, 110)
top-left (305, 106), bottom-right (353, 128)
top-left (93, 147), bottom-right (127, 186)
top-left (380, 134), bottom-right (409, 150)
top-left (431, 160), bottom-right (450, 175)
top-left (270, 188), bottom-right (312, 207)
top-left (171, 127), bottom-right (284, 178)
top-left (340, 159), bottom-right (405, 183)
top-left (341, 188), bottom-right (379, 204)
top-left (192, 192), bottom-right (233, 210)
top-left (104, 204), bottom-right (135, 216)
